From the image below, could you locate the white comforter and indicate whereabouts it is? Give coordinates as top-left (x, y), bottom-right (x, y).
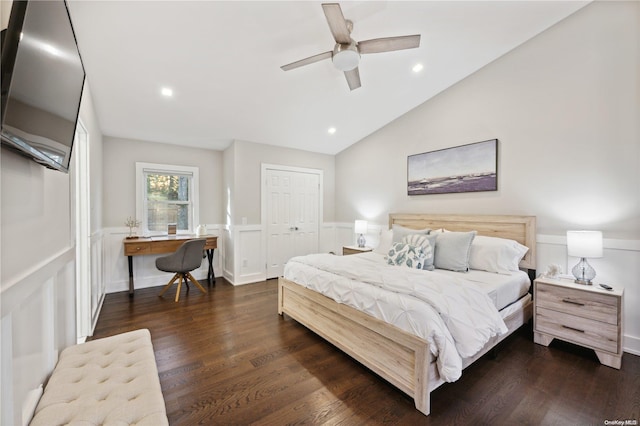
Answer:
top-left (284, 253), bottom-right (508, 382)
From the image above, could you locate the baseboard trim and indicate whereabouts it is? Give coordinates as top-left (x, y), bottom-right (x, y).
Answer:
top-left (624, 334), bottom-right (640, 356)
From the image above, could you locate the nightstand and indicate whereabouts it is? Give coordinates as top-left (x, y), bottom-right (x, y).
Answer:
top-left (343, 246), bottom-right (373, 256)
top-left (533, 276), bottom-right (624, 369)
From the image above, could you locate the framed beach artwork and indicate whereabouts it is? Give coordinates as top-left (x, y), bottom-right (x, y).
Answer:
top-left (407, 139), bottom-right (498, 195)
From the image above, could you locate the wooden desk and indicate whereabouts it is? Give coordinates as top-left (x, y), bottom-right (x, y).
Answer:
top-left (123, 235), bottom-right (218, 296)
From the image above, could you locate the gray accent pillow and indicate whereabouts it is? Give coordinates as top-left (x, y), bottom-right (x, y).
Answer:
top-left (392, 224), bottom-right (431, 244)
top-left (434, 231), bottom-right (477, 272)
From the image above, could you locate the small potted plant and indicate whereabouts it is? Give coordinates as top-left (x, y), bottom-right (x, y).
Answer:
top-left (125, 216), bottom-right (141, 239)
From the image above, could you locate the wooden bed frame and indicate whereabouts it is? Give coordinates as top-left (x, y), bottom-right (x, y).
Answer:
top-left (278, 214), bottom-right (536, 416)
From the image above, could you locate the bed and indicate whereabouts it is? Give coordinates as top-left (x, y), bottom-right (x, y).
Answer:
top-left (278, 213), bottom-right (536, 416)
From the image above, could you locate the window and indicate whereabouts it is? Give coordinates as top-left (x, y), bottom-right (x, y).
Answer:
top-left (136, 162), bottom-right (199, 235)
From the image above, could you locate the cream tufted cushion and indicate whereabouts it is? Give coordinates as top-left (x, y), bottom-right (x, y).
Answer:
top-left (30, 329), bottom-right (168, 426)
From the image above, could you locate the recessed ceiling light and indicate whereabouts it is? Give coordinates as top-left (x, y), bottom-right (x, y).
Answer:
top-left (328, 127), bottom-right (336, 135)
top-left (161, 87), bottom-right (173, 97)
top-left (412, 63), bottom-right (424, 73)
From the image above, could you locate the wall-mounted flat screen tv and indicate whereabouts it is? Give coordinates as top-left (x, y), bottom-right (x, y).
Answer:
top-left (1, 0), bottom-right (85, 173)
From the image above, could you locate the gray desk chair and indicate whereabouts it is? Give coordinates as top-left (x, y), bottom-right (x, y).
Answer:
top-left (156, 239), bottom-right (208, 302)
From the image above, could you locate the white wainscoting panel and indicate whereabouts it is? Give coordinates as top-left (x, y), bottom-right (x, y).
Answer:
top-left (333, 222), bottom-right (386, 254)
top-left (235, 225), bottom-right (265, 285)
top-left (90, 230), bottom-right (105, 335)
top-left (319, 223), bottom-right (337, 254)
top-left (222, 226), bottom-right (234, 282)
top-left (0, 247), bottom-right (76, 426)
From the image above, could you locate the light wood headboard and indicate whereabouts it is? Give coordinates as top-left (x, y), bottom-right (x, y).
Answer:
top-left (389, 213), bottom-right (536, 270)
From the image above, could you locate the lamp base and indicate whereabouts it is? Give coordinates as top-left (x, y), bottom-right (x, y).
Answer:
top-left (357, 234), bottom-right (366, 248)
top-left (572, 257), bottom-right (595, 285)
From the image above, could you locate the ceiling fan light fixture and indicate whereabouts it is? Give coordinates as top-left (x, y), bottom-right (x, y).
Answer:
top-left (332, 42), bottom-right (360, 71)
top-left (281, 3), bottom-right (421, 90)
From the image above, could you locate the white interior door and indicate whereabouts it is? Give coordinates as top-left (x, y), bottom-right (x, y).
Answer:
top-left (266, 167), bottom-right (320, 279)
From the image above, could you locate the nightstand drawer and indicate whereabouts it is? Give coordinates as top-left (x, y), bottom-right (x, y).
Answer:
top-left (536, 306), bottom-right (618, 353)
top-left (536, 282), bottom-right (618, 325)
top-left (343, 246), bottom-right (372, 256)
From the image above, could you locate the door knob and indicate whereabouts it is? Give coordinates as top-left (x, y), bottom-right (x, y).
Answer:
top-left (289, 226), bottom-right (299, 231)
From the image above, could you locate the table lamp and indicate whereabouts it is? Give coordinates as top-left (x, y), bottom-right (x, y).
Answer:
top-left (566, 230), bottom-right (603, 285)
top-left (354, 220), bottom-right (368, 248)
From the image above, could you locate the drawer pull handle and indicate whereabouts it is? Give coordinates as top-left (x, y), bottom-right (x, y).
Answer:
top-left (562, 325), bottom-right (585, 333)
top-left (561, 298), bottom-right (584, 306)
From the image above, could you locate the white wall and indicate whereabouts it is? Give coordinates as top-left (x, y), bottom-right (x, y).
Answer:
top-left (83, 85), bottom-right (104, 236)
top-left (335, 1), bottom-right (640, 354)
top-left (102, 136), bottom-right (223, 227)
top-left (100, 137), bottom-right (223, 293)
top-left (1, 68), bottom-right (103, 426)
top-left (230, 140), bottom-right (335, 225)
top-left (222, 140), bottom-right (336, 284)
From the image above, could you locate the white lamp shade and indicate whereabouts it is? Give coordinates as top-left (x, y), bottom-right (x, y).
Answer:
top-left (354, 220), bottom-right (368, 234)
top-left (566, 230), bottom-right (603, 258)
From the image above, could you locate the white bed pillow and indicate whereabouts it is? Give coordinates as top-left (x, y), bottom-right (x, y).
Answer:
top-left (402, 234), bottom-right (437, 271)
top-left (373, 229), bottom-right (394, 254)
top-left (434, 231), bottom-right (477, 272)
top-left (386, 242), bottom-right (426, 269)
top-left (392, 224), bottom-right (430, 243)
top-left (469, 235), bottom-right (529, 274)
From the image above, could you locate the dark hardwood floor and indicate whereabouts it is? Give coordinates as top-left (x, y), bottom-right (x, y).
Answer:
top-left (92, 278), bottom-right (640, 425)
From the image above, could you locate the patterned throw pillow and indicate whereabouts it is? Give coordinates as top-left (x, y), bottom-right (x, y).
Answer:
top-left (402, 234), bottom-right (436, 271)
top-left (385, 242), bottom-right (426, 269)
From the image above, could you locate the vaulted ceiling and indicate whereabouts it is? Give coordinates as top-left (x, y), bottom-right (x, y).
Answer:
top-left (67, 1), bottom-right (588, 155)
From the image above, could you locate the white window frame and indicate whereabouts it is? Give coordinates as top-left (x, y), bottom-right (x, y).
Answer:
top-left (135, 162), bottom-right (200, 235)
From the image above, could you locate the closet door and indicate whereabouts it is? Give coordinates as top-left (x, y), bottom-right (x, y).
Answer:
top-left (265, 168), bottom-right (320, 279)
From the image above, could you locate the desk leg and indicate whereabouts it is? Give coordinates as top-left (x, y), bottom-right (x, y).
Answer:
top-left (128, 256), bottom-right (134, 297)
top-left (206, 249), bottom-right (215, 285)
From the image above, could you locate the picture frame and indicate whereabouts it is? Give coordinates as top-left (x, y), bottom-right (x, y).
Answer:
top-left (407, 139), bottom-right (498, 195)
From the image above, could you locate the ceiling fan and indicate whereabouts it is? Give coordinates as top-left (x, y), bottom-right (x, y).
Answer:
top-left (281, 3), bottom-right (421, 91)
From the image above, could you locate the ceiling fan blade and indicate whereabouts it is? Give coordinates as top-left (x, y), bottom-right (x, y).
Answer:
top-left (281, 51), bottom-right (332, 71)
top-left (344, 67), bottom-right (361, 91)
top-left (322, 3), bottom-right (351, 44)
top-left (358, 35), bottom-right (421, 54)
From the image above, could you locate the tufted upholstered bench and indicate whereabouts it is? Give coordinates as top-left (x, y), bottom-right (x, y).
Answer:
top-left (30, 329), bottom-right (168, 426)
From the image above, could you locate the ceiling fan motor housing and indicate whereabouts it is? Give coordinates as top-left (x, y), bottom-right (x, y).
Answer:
top-left (332, 41), bottom-right (360, 71)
